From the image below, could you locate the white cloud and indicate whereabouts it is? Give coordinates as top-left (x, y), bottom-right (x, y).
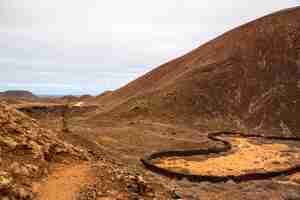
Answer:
top-left (0, 0), bottom-right (299, 94)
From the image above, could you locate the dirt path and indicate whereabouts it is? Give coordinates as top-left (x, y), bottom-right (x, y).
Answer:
top-left (33, 163), bottom-right (93, 200)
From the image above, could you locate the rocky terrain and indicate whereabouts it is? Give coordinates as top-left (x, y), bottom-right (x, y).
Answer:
top-left (0, 102), bottom-right (89, 199)
top-left (1, 6), bottom-right (300, 200)
top-left (0, 102), bottom-right (172, 200)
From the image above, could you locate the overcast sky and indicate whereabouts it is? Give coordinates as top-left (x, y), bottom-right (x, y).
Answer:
top-left (0, 1), bottom-right (299, 95)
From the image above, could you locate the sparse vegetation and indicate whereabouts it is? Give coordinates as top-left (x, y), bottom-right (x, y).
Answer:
top-left (1, 6), bottom-right (300, 200)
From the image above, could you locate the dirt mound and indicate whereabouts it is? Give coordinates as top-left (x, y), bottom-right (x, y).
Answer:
top-left (91, 7), bottom-right (300, 136)
top-left (0, 103), bottom-right (88, 199)
top-left (60, 95), bottom-right (79, 103)
top-left (79, 94), bottom-right (94, 101)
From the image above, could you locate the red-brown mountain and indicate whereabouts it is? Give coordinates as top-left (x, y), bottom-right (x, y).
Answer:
top-left (0, 90), bottom-right (37, 99)
top-left (92, 7), bottom-right (300, 136)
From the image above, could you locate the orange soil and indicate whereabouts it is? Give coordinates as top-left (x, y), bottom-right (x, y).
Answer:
top-left (157, 138), bottom-right (300, 176)
top-left (33, 163), bottom-right (92, 200)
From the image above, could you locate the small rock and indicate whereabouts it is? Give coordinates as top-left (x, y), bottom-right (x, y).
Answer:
top-left (25, 164), bottom-right (39, 173)
top-left (116, 174), bottom-right (122, 180)
top-left (15, 187), bottom-right (33, 199)
top-left (0, 136), bottom-right (18, 150)
top-left (10, 162), bottom-right (30, 177)
top-left (97, 191), bottom-right (105, 197)
top-left (171, 190), bottom-right (182, 199)
top-left (0, 171), bottom-right (12, 190)
top-left (226, 180), bottom-right (236, 185)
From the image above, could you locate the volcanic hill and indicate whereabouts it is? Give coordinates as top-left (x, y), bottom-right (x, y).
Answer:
top-left (92, 7), bottom-right (300, 136)
top-left (0, 91), bottom-right (37, 99)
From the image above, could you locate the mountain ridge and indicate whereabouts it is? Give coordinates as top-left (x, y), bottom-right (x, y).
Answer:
top-left (90, 7), bottom-right (300, 137)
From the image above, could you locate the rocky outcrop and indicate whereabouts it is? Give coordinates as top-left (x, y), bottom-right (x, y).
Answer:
top-left (0, 103), bottom-right (89, 199)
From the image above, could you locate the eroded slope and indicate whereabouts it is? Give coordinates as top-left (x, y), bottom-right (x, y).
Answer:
top-left (91, 7), bottom-right (300, 137)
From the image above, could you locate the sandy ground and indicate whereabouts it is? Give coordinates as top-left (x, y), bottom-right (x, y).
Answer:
top-left (157, 137), bottom-right (300, 176)
top-left (33, 163), bottom-right (93, 200)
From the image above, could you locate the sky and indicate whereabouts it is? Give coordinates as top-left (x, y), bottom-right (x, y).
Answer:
top-left (0, 1), bottom-right (299, 95)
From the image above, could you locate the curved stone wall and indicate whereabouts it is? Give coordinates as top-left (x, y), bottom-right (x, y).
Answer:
top-left (141, 132), bottom-right (300, 183)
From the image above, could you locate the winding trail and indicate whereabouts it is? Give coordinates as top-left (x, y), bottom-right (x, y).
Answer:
top-left (33, 163), bottom-right (93, 200)
top-left (141, 132), bottom-right (300, 183)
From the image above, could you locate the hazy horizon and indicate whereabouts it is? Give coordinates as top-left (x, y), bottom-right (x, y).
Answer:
top-left (0, 1), bottom-right (299, 95)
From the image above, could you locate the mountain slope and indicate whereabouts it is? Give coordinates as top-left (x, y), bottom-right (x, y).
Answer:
top-left (0, 90), bottom-right (37, 99)
top-left (92, 7), bottom-right (300, 136)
